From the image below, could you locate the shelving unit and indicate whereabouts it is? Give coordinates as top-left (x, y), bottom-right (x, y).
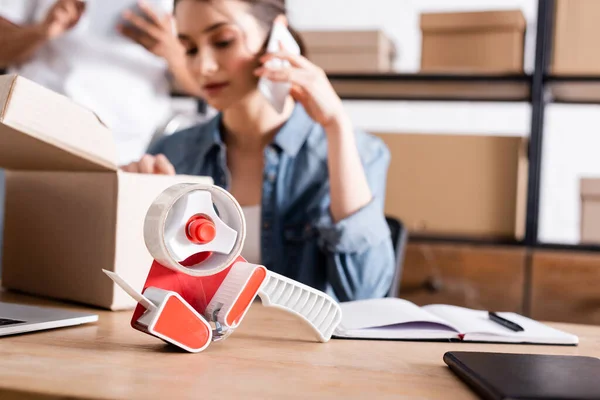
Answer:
top-left (408, 233), bottom-right (523, 247)
top-left (3, 1), bottom-right (596, 253)
top-left (547, 75), bottom-right (600, 103)
top-left (329, 0), bottom-right (600, 253)
top-left (527, 0), bottom-right (600, 252)
top-left (328, 73), bottom-right (531, 102)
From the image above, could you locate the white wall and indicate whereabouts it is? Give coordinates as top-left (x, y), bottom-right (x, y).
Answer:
top-left (289, 0), bottom-right (600, 244)
top-left (541, 105), bottom-right (600, 243)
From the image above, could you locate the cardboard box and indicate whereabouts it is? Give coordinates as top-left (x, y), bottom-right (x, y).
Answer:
top-left (580, 178), bottom-right (600, 243)
top-left (420, 10), bottom-right (526, 73)
top-left (375, 132), bottom-right (528, 240)
top-left (552, 0), bottom-right (600, 75)
top-left (300, 30), bottom-right (396, 73)
top-left (0, 75), bottom-right (212, 310)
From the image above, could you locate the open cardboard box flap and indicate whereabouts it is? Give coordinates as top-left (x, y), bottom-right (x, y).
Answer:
top-left (0, 74), bottom-right (117, 172)
top-left (0, 74), bottom-right (215, 309)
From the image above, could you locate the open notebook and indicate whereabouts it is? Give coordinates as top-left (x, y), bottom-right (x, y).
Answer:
top-left (333, 298), bottom-right (578, 345)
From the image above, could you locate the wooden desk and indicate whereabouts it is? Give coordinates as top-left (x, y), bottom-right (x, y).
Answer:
top-left (0, 290), bottom-right (599, 400)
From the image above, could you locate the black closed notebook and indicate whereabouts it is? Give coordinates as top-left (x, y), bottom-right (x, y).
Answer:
top-left (444, 352), bottom-right (600, 400)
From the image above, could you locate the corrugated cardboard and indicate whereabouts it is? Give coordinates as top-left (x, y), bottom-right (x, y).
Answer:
top-left (300, 30), bottom-right (396, 73)
top-left (0, 75), bottom-right (212, 310)
top-left (551, 0), bottom-right (600, 75)
top-left (308, 53), bottom-right (393, 74)
top-left (420, 10), bottom-right (526, 73)
top-left (375, 132), bottom-right (528, 240)
top-left (580, 178), bottom-right (600, 244)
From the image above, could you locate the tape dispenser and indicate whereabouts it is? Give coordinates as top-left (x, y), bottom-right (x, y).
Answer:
top-left (104, 183), bottom-right (342, 353)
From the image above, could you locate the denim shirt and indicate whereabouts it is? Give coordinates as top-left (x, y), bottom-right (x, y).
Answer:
top-left (148, 104), bottom-right (395, 302)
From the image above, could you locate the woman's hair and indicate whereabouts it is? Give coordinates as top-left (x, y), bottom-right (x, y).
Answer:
top-left (174, 0), bottom-right (307, 56)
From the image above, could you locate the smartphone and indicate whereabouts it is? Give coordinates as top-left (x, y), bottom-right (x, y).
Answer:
top-left (258, 20), bottom-right (301, 114)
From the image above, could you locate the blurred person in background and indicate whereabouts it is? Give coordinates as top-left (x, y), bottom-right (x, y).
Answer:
top-left (0, 0), bottom-right (204, 270)
top-left (121, 0), bottom-right (395, 301)
top-left (0, 0), bottom-right (202, 165)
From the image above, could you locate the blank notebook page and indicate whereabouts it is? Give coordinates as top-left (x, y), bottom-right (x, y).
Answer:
top-left (338, 298), bottom-right (459, 331)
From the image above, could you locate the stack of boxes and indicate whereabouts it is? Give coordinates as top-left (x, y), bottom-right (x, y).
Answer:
top-left (374, 10), bottom-right (528, 240)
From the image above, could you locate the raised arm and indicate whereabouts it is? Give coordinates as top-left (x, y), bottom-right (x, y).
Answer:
top-left (0, 0), bottom-right (84, 67)
top-left (255, 49), bottom-right (395, 300)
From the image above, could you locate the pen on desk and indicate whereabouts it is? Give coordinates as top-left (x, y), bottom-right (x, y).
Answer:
top-left (488, 312), bottom-right (524, 332)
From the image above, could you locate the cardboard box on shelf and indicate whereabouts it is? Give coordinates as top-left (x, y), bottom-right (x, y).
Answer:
top-left (300, 30), bottom-right (396, 73)
top-left (552, 0), bottom-right (600, 75)
top-left (420, 10), bottom-right (526, 74)
top-left (374, 132), bottom-right (528, 240)
top-left (0, 74), bottom-right (212, 310)
top-left (580, 178), bottom-right (600, 244)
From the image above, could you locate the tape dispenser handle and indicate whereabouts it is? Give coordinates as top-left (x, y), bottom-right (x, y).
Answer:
top-left (257, 271), bottom-right (342, 342)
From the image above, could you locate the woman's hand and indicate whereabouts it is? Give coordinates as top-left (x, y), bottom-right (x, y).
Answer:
top-left (256, 46), bottom-right (373, 223)
top-left (254, 49), bottom-right (348, 131)
top-left (41, 0), bottom-right (85, 39)
top-left (118, 1), bottom-right (184, 66)
top-left (121, 154), bottom-right (175, 175)
top-left (118, 1), bottom-right (203, 97)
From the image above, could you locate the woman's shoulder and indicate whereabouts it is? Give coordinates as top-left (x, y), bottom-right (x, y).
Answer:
top-left (147, 115), bottom-right (221, 162)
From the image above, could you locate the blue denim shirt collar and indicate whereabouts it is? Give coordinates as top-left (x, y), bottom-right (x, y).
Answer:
top-left (192, 103), bottom-right (315, 158)
top-left (273, 104), bottom-right (315, 156)
top-left (192, 113), bottom-right (223, 160)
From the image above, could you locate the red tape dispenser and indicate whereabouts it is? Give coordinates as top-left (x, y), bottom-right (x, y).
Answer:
top-left (103, 183), bottom-right (342, 353)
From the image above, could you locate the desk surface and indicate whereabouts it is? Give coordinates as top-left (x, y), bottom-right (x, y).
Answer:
top-left (0, 290), bottom-right (599, 400)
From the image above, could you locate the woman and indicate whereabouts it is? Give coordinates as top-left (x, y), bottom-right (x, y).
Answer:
top-left (121, 0), bottom-right (395, 302)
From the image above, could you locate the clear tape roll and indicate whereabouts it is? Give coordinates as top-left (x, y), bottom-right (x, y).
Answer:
top-left (144, 183), bottom-right (246, 276)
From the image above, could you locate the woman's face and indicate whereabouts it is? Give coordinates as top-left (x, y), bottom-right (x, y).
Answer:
top-left (175, 0), bottom-right (267, 110)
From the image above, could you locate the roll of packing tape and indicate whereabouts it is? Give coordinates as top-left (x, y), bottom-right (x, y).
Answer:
top-left (144, 183), bottom-right (246, 276)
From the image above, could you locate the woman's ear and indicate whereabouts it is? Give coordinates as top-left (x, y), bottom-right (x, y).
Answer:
top-left (274, 14), bottom-right (288, 27)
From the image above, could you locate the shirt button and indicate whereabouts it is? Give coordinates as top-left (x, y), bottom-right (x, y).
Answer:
top-left (263, 222), bottom-right (270, 229)
top-left (266, 147), bottom-right (277, 160)
top-left (267, 172), bottom-right (276, 182)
